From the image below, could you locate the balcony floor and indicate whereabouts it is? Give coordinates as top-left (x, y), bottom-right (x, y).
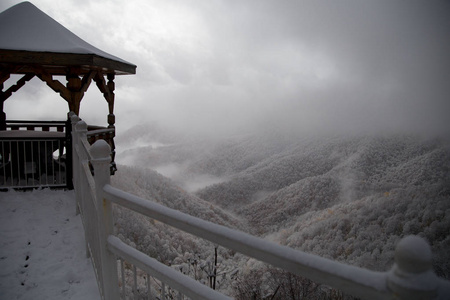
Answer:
top-left (0, 189), bottom-right (100, 300)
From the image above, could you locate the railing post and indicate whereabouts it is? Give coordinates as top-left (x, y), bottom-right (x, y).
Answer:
top-left (387, 235), bottom-right (439, 299)
top-left (65, 112), bottom-right (75, 190)
top-left (71, 114), bottom-right (82, 215)
top-left (72, 118), bottom-right (91, 259)
top-left (90, 139), bottom-right (120, 300)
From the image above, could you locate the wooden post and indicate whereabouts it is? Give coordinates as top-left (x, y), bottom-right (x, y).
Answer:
top-left (66, 70), bottom-right (95, 115)
top-left (90, 139), bottom-right (120, 300)
top-left (65, 112), bottom-right (75, 190)
top-left (107, 73), bottom-right (115, 129)
top-left (0, 108), bottom-right (5, 131)
top-left (67, 73), bottom-right (82, 115)
top-left (0, 81), bottom-right (5, 130)
top-left (92, 71), bottom-right (117, 174)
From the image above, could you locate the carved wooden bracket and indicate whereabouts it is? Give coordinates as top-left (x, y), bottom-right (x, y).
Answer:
top-left (66, 70), bottom-right (95, 114)
top-left (1, 73), bottom-right (35, 102)
top-left (93, 72), bottom-right (115, 127)
top-left (1, 70), bottom-right (36, 129)
top-left (29, 66), bottom-right (97, 115)
top-left (32, 66), bottom-right (71, 102)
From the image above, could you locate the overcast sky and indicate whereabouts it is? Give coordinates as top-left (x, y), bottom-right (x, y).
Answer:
top-left (1, 0), bottom-right (450, 138)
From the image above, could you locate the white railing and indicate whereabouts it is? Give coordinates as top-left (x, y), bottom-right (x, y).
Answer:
top-left (71, 116), bottom-right (450, 300)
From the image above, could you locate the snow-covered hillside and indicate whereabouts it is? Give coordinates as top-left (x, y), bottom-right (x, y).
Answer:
top-left (114, 128), bottom-right (450, 297)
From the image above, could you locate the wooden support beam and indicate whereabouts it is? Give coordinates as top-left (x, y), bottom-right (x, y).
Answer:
top-left (94, 71), bottom-right (110, 97)
top-left (81, 70), bottom-right (95, 95)
top-left (1, 65), bottom-right (100, 117)
top-left (0, 71), bottom-right (11, 86)
top-left (1, 73), bottom-right (35, 102)
top-left (33, 66), bottom-right (71, 104)
top-left (0, 81), bottom-right (5, 130)
top-left (0, 65), bottom-right (22, 85)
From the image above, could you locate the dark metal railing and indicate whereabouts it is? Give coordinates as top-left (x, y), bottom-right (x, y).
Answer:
top-left (6, 120), bottom-right (66, 132)
top-left (0, 120), bottom-right (117, 190)
top-left (0, 120), bottom-right (72, 190)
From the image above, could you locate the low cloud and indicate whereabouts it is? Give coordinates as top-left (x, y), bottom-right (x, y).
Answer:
top-left (2, 0), bottom-right (449, 138)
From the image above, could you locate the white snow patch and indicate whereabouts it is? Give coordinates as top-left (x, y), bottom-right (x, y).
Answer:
top-left (0, 189), bottom-right (101, 300)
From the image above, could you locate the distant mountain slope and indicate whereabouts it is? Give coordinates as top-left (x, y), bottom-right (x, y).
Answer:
top-left (270, 184), bottom-right (450, 276)
top-left (236, 136), bottom-right (449, 233)
top-left (110, 165), bottom-right (247, 295)
top-left (196, 135), bottom-right (449, 213)
top-left (192, 134), bottom-right (450, 276)
top-left (196, 136), bottom-right (350, 210)
top-left (113, 129), bottom-right (450, 281)
top-left (111, 165), bottom-right (242, 229)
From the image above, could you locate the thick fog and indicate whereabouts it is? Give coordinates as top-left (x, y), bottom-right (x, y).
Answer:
top-left (2, 0), bottom-right (450, 138)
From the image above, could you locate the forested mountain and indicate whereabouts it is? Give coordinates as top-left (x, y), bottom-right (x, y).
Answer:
top-left (113, 126), bottom-right (450, 297)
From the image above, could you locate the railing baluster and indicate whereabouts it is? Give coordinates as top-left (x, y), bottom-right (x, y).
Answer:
top-left (9, 141), bottom-right (13, 186)
top-left (21, 141), bottom-right (24, 185)
top-left (120, 259), bottom-right (126, 298)
top-left (30, 141), bottom-right (34, 184)
top-left (15, 141), bottom-right (20, 185)
top-left (161, 282), bottom-right (166, 300)
top-left (56, 139), bottom-right (60, 184)
top-left (43, 141), bottom-right (47, 186)
top-left (133, 265), bottom-right (138, 300)
top-left (147, 274), bottom-right (151, 300)
top-left (1, 141), bottom-right (5, 186)
top-left (50, 141), bottom-right (54, 184)
top-left (37, 140), bottom-right (42, 186)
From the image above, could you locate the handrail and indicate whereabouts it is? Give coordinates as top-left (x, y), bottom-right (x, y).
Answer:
top-left (5, 120), bottom-right (67, 132)
top-left (71, 115), bottom-right (450, 300)
top-left (86, 128), bottom-right (114, 137)
top-left (104, 184), bottom-right (389, 299)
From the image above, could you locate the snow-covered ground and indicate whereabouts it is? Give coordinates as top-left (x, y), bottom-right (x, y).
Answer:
top-left (0, 189), bottom-right (101, 300)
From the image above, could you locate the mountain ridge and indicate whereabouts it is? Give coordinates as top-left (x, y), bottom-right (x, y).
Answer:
top-left (113, 127), bottom-right (450, 282)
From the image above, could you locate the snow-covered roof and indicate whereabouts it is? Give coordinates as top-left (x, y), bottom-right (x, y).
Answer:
top-left (0, 2), bottom-right (136, 75)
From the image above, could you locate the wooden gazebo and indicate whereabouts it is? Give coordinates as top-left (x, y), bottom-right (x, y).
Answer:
top-left (0, 2), bottom-right (136, 188)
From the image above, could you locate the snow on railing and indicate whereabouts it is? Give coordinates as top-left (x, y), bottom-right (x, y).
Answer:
top-left (71, 116), bottom-right (109, 298)
top-left (71, 116), bottom-right (450, 300)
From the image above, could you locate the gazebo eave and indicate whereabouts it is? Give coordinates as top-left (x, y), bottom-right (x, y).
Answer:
top-left (0, 49), bottom-right (136, 76)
